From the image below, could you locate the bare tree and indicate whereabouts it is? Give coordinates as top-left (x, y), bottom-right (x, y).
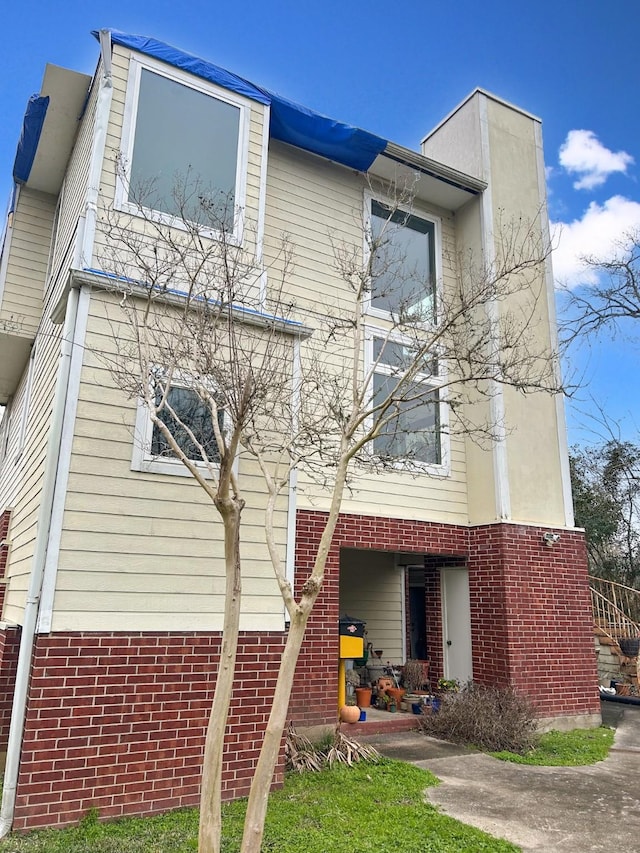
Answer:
top-left (560, 230), bottom-right (640, 345)
top-left (97, 172), bottom-right (561, 853)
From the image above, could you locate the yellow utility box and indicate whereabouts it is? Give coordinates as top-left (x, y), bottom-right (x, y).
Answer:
top-left (338, 615), bottom-right (366, 710)
top-left (339, 634), bottom-right (364, 659)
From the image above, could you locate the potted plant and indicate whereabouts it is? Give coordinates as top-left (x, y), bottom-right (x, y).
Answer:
top-left (376, 692), bottom-right (391, 710)
top-left (386, 686), bottom-right (406, 708)
top-left (436, 677), bottom-right (460, 694)
top-left (402, 659), bottom-right (430, 693)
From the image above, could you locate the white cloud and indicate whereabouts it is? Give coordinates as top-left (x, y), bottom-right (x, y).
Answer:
top-left (558, 130), bottom-right (634, 190)
top-left (551, 195), bottom-right (640, 287)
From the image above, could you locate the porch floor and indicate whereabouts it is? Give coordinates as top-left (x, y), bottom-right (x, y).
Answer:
top-left (343, 706), bottom-right (422, 736)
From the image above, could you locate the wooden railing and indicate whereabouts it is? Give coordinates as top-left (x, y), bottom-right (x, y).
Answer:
top-left (589, 576), bottom-right (640, 641)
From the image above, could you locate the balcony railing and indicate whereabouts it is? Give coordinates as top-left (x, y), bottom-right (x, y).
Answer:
top-left (589, 576), bottom-right (640, 642)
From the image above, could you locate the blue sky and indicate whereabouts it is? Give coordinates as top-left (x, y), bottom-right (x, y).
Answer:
top-left (1, 0), bottom-right (638, 446)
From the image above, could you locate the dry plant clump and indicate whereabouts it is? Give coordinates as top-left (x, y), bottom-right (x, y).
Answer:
top-left (419, 683), bottom-right (538, 754)
top-left (285, 724), bottom-right (381, 773)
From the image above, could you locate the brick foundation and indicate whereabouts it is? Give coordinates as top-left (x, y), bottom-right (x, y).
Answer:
top-left (0, 509), bottom-right (11, 617)
top-left (14, 631), bottom-right (286, 830)
top-left (0, 624), bottom-right (21, 750)
top-left (290, 510), bottom-right (599, 726)
top-left (9, 510), bottom-right (599, 831)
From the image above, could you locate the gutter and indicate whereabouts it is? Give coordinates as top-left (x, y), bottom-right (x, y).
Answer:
top-left (383, 141), bottom-right (487, 195)
top-left (71, 268), bottom-right (314, 338)
top-left (0, 283), bottom-right (81, 837)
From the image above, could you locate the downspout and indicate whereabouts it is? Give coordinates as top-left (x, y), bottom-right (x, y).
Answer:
top-left (0, 283), bottom-right (80, 837)
top-left (0, 31), bottom-right (113, 838)
top-left (284, 337), bottom-right (302, 618)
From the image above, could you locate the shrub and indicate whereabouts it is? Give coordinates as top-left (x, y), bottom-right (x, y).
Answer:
top-left (419, 682), bottom-right (538, 754)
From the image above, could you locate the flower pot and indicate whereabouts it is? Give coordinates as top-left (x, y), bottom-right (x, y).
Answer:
top-left (339, 704), bottom-right (361, 723)
top-left (355, 687), bottom-right (372, 708)
top-left (386, 687), bottom-right (406, 708)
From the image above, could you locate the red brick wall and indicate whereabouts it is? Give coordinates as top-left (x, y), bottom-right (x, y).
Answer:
top-left (291, 510), bottom-right (599, 725)
top-left (469, 523), bottom-right (599, 718)
top-left (11, 512), bottom-right (598, 831)
top-left (0, 509), bottom-right (11, 616)
top-left (289, 510), bottom-right (468, 726)
top-left (0, 624), bottom-right (21, 749)
top-left (14, 631), bottom-right (286, 831)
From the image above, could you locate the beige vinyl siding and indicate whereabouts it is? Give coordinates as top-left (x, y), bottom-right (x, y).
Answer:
top-left (0, 357), bottom-right (33, 510)
top-left (92, 45), bottom-right (267, 275)
top-left (46, 71), bottom-right (96, 307)
top-left (264, 143), bottom-right (469, 525)
top-left (51, 290), bottom-right (287, 632)
top-left (340, 549), bottom-right (404, 665)
top-left (1, 311), bottom-right (64, 623)
top-left (0, 188), bottom-right (56, 338)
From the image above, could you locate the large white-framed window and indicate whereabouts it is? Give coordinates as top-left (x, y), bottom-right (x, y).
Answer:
top-left (116, 55), bottom-right (251, 242)
top-left (131, 370), bottom-right (227, 477)
top-left (365, 197), bottom-right (440, 323)
top-left (365, 328), bottom-right (449, 473)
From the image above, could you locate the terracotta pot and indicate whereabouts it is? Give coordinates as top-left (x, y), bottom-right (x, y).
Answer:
top-left (339, 704), bottom-right (361, 723)
top-left (386, 687), bottom-right (406, 707)
top-left (355, 687), bottom-right (372, 708)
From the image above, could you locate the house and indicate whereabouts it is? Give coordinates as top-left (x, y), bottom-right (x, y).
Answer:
top-left (0, 29), bottom-right (599, 832)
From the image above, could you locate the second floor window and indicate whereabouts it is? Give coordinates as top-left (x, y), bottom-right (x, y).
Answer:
top-left (151, 385), bottom-right (223, 463)
top-left (369, 200), bottom-right (437, 322)
top-left (370, 334), bottom-right (443, 468)
top-left (120, 58), bottom-right (248, 236)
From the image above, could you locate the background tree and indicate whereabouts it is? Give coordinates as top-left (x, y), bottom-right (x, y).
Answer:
top-left (98, 174), bottom-right (561, 853)
top-left (570, 440), bottom-right (640, 588)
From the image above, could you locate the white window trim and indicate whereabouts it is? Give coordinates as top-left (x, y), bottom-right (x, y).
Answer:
top-left (364, 326), bottom-right (450, 477)
top-left (13, 345), bottom-right (36, 464)
top-left (131, 371), bottom-right (234, 478)
top-left (363, 190), bottom-right (443, 326)
top-left (116, 54), bottom-right (252, 246)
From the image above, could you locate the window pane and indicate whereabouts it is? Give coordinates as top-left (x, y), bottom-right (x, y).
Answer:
top-left (130, 69), bottom-right (240, 226)
top-left (370, 200), bottom-right (435, 319)
top-left (372, 337), bottom-right (437, 377)
top-left (151, 386), bottom-right (222, 462)
top-left (373, 373), bottom-right (441, 465)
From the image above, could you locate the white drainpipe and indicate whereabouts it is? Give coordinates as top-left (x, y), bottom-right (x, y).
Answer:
top-left (0, 283), bottom-right (80, 837)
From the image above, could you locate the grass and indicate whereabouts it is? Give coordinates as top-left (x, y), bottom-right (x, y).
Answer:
top-left (0, 760), bottom-right (519, 853)
top-left (491, 726), bottom-right (615, 765)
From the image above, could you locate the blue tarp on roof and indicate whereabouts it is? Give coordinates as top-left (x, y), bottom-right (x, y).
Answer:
top-left (101, 29), bottom-right (387, 173)
top-left (13, 95), bottom-right (49, 184)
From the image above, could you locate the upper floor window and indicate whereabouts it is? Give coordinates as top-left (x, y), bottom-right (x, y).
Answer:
top-left (118, 57), bottom-right (249, 238)
top-left (131, 371), bottom-right (226, 477)
top-left (369, 200), bottom-right (437, 322)
top-left (151, 385), bottom-right (222, 463)
top-left (368, 332), bottom-right (446, 470)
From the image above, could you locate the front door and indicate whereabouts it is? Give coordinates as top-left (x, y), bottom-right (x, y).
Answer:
top-left (441, 568), bottom-right (473, 683)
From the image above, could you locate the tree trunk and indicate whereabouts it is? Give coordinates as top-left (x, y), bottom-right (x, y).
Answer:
top-left (198, 504), bottom-right (243, 853)
top-left (239, 612), bottom-right (311, 853)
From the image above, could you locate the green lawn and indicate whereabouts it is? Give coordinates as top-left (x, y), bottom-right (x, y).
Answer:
top-left (0, 760), bottom-right (519, 853)
top-left (491, 726), bottom-right (615, 765)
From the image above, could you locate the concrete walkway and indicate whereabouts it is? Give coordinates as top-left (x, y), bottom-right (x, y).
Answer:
top-left (361, 702), bottom-right (640, 851)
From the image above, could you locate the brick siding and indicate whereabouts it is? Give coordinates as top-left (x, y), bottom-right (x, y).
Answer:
top-left (10, 510), bottom-right (598, 830)
top-left (290, 510), bottom-right (599, 724)
top-left (0, 508), bottom-right (11, 616)
top-left (13, 632), bottom-right (286, 830)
